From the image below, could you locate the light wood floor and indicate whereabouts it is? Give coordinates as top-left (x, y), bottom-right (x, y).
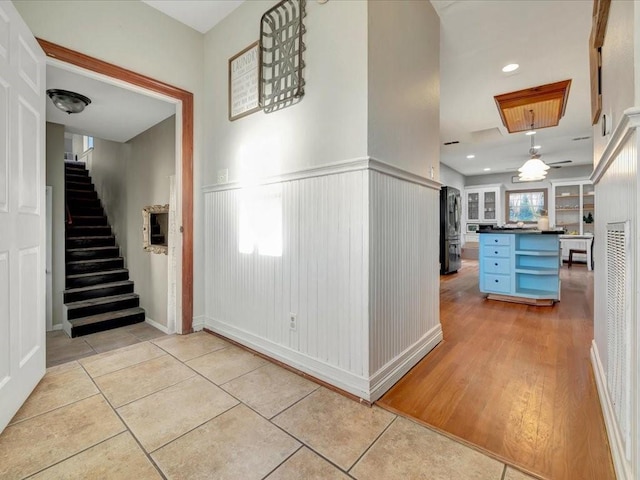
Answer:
top-left (377, 260), bottom-right (615, 480)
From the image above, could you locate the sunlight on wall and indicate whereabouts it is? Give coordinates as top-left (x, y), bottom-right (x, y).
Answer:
top-left (239, 184), bottom-right (283, 257)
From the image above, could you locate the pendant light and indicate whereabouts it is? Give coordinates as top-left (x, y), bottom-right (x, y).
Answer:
top-left (518, 110), bottom-right (549, 180)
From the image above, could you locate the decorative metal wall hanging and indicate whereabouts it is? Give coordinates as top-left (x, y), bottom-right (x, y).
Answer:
top-left (259, 0), bottom-right (306, 113)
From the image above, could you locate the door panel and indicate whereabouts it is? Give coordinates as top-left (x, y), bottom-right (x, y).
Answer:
top-left (0, 0), bottom-right (46, 432)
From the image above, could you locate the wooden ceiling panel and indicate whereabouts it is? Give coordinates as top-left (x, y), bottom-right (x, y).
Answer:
top-left (494, 80), bottom-right (572, 133)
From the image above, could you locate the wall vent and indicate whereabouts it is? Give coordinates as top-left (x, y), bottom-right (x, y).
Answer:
top-left (606, 221), bottom-right (632, 461)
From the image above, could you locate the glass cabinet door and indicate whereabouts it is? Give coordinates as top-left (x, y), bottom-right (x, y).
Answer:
top-left (483, 191), bottom-right (496, 220)
top-left (467, 192), bottom-right (479, 221)
top-left (554, 184), bottom-right (581, 234)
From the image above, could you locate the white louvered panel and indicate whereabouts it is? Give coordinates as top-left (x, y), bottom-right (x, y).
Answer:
top-left (204, 169), bottom-right (368, 380)
top-left (606, 222), bottom-right (631, 460)
top-left (368, 171), bottom-right (440, 374)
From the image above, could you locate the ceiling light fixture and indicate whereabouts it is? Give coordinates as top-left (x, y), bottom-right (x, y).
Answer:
top-left (484, 168), bottom-right (491, 171)
top-left (502, 63), bottom-right (519, 73)
top-left (518, 110), bottom-right (549, 181)
top-left (46, 89), bottom-right (91, 114)
top-left (466, 154), bottom-right (475, 159)
top-left (525, 130), bottom-right (536, 136)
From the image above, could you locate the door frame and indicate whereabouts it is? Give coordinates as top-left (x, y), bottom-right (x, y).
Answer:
top-left (37, 39), bottom-right (194, 334)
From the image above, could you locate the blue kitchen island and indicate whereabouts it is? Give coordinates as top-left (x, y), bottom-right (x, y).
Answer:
top-left (479, 230), bottom-right (562, 305)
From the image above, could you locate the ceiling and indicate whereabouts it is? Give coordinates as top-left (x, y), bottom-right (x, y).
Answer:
top-left (46, 64), bottom-right (176, 143)
top-left (141, 0), bottom-right (245, 34)
top-left (432, 0), bottom-right (594, 177)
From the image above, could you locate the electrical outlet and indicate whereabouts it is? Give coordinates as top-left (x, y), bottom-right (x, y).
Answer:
top-left (289, 313), bottom-right (297, 331)
top-left (217, 168), bottom-right (228, 184)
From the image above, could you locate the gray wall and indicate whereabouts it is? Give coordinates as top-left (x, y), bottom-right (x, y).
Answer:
top-left (465, 164), bottom-right (593, 191)
top-left (439, 163), bottom-right (465, 193)
top-left (88, 116), bottom-right (176, 328)
top-left (45, 122), bottom-right (65, 329)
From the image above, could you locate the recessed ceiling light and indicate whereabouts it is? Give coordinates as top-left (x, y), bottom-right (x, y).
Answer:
top-left (483, 168), bottom-right (491, 171)
top-left (525, 131), bottom-right (536, 136)
top-left (533, 145), bottom-right (541, 150)
top-left (502, 63), bottom-right (519, 73)
top-left (466, 154), bottom-right (475, 159)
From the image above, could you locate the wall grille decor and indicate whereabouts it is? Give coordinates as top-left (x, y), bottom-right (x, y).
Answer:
top-left (605, 220), bottom-right (631, 460)
top-left (260, 0), bottom-right (306, 113)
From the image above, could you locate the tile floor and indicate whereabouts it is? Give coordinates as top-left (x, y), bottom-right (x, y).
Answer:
top-left (1, 330), bottom-right (540, 480)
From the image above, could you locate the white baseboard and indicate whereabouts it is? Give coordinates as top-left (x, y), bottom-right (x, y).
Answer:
top-left (205, 316), bottom-right (371, 400)
top-left (369, 324), bottom-right (443, 402)
top-left (191, 315), bottom-right (205, 332)
top-left (50, 324), bottom-right (63, 332)
top-left (145, 317), bottom-right (172, 335)
top-left (591, 340), bottom-right (632, 480)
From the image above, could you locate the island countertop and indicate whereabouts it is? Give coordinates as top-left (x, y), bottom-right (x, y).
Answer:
top-left (479, 229), bottom-right (564, 235)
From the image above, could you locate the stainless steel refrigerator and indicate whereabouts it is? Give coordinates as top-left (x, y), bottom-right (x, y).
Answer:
top-left (440, 186), bottom-right (462, 274)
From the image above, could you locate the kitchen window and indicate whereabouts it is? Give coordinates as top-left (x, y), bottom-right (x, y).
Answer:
top-left (505, 188), bottom-right (547, 223)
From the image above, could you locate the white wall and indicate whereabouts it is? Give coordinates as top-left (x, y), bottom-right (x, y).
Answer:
top-left (367, 0), bottom-right (440, 179)
top-left (593, 0), bottom-right (636, 166)
top-left (439, 163), bottom-right (465, 192)
top-left (203, 0), bottom-right (368, 186)
top-left (88, 117), bottom-right (176, 328)
top-left (45, 122), bottom-right (65, 328)
top-left (14, 0), bottom-right (206, 323)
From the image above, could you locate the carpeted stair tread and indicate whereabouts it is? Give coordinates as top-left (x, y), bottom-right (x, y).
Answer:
top-left (66, 246), bottom-right (118, 253)
top-left (64, 280), bottom-right (133, 295)
top-left (70, 307), bottom-right (145, 328)
top-left (66, 268), bottom-right (129, 280)
top-left (66, 292), bottom-right (139, 309)
top-left (66, 257), bottom-right (124, 266)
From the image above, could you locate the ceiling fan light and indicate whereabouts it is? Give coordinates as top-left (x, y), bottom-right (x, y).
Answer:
top-left (518, 158), bottom-right (550, 175)
top-left (46, 89), bottom-right (91, 114)
top-left (519, 171), bottom-right (547, 181)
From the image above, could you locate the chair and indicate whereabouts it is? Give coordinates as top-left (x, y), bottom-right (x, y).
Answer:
top-left (568, 237), bottom-right (594, 269)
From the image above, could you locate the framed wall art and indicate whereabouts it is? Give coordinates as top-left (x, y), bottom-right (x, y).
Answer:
top-left (229, 41), bottom-right (261, 121)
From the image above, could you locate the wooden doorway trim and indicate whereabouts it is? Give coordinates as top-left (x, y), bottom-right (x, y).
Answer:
top-left (37, 39), bottom-right (193, 334)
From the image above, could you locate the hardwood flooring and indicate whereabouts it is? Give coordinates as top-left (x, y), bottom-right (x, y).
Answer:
top-left (377, 260), bottom-right (615, 480)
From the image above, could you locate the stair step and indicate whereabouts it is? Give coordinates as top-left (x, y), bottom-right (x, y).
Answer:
top-left (70, 307), bottom-right (145, 337)
top-left (66, 269), bottom-right (129, 288)
top-left (67, 225), bottom-right (111, 237)
top-left (64, 160), bottom-right (86, 167)
top-left (67, 292), bottom-right (140, 320)
top-left (66, 257), bottom-right (124, 275)
top-left (64, 280), bottom-right (134, 303)
top-left (65, 181), bottom-right (94, 191)
top-left (67, 207), bottom-right (106, 220)
top-left (64, 165), bottom-right (87, 174)
top-left (66, 246), bottom-right (120, 261)
top-left (66, 236), bottom-right (115, 248)
top-left (68, 198), bottom-right (101, 208)
top-left (70, 216), bottom-right (108, 226)
top-left (66, 189), bottom-right (98, 200)
top-left (65, 173), bottom-right (91, 182)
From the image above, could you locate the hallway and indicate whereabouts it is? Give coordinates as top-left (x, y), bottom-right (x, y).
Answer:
top-left (378, 260), bottom-right (614, 480)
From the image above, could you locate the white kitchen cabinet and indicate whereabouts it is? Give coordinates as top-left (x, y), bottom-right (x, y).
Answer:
top-left (550, 180), bottom-right (594, 236)
top-left (464, 185), bottom-right (504, 225)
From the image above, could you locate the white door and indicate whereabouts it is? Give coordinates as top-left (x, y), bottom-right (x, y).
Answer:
top-left (0, 1), bottom-right (46, 432)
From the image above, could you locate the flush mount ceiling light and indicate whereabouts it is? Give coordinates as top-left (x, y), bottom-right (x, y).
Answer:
top-left (518, 110), bottom-right (549, 181)
top-left (46, 89), bottom-right (91, 114)
top-left (466, 154), bottom-right (475, 159)
top-left (502, 63), bottom-right (519, 73)
top-left (494, 79), bottom-right (571, 133)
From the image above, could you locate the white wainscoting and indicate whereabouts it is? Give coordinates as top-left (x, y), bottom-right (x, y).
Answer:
top-left (368, 170), bottom-right (442, 400)
top-left (203, 158), bottom-right (442, 401)
top-left (590, 108), bottom-right (640, 480)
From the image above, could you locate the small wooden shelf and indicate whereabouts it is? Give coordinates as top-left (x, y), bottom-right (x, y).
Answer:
top-left (515, 267), bottom-right (559, 275)
top-left (556, 194), bottom-right (580, 198)
top-left (514, 287), bottom-right (559, 298)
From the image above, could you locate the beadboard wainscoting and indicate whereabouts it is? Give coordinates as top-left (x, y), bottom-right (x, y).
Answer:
top-left (590, 108), bottom-right (640, 480)
top-left (203, 159), bottom-right (442, 401)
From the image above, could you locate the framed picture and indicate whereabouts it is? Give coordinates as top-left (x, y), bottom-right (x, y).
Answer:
top-left (228, 41), bottom-right (261, 121)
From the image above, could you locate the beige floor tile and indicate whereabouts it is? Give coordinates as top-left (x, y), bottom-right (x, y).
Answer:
top-left (266, 447), bottom-right (350, 480)
top-left (123, 322), bottom-right (167, 341)
top-left (186, 345), bottom-right (267, 385)
top-left (46, 360), bottom-right (81, 375)
top-left (79, 342), bottom-right (166, 378)
top-left (0, 395), bottom-right (125, 479)
top-left (46, 332), bottom-right (95, 367)
top-left (152, 404), bottom-right (299, 480)
top-left (94, 354), bottom-right (195, 407)
top-left (83, 328), bottom-right (142, 353)
top-left (152, 331), bottom-right (230, 361)
top-left (10, 365), bottom-right (99, 424)
top-left (350, 416), bottom-right (504, 480)
top-left (273, 388), bottom-right (395, 470)
top-left (30, 432), bottom-right (162, 480)
top-left (118, 375), bottom-right (238, 452)
top-left (222, 363), bottom-right (319, 419)
top-left (504, 467), bottom-right (538, 480)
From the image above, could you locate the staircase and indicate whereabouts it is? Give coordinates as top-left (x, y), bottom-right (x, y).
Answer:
top-left (64, 161), bottom-right (145, 337)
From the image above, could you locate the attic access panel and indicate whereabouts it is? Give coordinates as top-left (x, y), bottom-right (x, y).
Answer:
top-left (494, 80), bottom-right (572, 133)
